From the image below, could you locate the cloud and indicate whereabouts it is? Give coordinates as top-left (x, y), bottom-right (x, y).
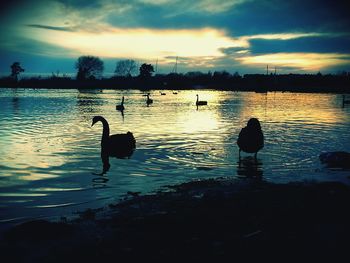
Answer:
top-left (248, 35), bottom-right (350, 54)
top-left (1, 0), bottom-right (350, 74)
top-left (221, 0), bottom-right (350, 36)
top-left (26, 24), bottom-right (74, 32)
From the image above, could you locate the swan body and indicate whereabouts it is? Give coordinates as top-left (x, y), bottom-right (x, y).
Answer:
top-left (146, 94), bottom-right (153, 105)
top-left (160, 91), bottom-right (166, 95)
top-left (116, 96), bottom-right (125, 111)
top-left (196, 94), bottom-right (207, 106)
top-left (319, 151), bottom-right (350, 168)
top-left (92, 116), bottom-right (136, 172)
top-left (237, 118), bottom-right (264, 158)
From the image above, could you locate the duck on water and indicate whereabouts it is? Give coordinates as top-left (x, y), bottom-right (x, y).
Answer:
top-left (92, 116), bottom-right (136, 173)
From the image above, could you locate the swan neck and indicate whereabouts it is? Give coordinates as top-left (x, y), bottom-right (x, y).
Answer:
top-left (100, 118), bottom-right (110, 141)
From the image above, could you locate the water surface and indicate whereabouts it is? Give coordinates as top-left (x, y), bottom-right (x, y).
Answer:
top-left (1, 88), bottom-right (349, 228)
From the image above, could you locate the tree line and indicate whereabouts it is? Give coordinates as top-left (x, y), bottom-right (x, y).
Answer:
top-left (7, 56), bottom-right (154, 81)
top-left (2, 56), bottom-right (350, 93)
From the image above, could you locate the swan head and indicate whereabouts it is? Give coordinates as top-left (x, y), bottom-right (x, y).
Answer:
top-left (247, 118), bottom-right (261, 130)
top-left (92, 116), bottom-right (104, 127)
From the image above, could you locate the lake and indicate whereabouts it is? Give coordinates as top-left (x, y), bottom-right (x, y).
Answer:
top-left (0, 88), bottom-right (349, 229)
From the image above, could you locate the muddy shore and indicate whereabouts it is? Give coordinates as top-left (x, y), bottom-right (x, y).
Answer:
top-left (1, 177), bottom-right (350, 262)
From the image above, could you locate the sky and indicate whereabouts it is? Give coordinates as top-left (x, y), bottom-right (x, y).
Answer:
top-left (0, 0), bottom-right (350, 76)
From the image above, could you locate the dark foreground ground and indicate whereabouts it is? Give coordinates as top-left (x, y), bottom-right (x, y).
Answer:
top-left (1, 178), bottom-right (350, 262)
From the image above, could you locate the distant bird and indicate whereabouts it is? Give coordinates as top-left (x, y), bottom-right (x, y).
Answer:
top-left (237, 118), bottom-right (264, 159)
top-left (146, 93), bottom-right (153, 105)
top-left (173, 91), bottom-right (178, 94)
top-left (160, 91), bottom-right (166, 95)
top-left (319, 151), bottom-right (350, 168)
top-left (196, 94), bottom-right (207, 106)
top-left (116, 96), bottom-right (125, 111)
top-left (92, 116), bottom-right (136, 173)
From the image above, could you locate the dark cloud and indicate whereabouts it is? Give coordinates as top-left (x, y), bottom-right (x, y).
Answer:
top-left (224, 0), bottom-right (350, 36)
top-left (105, 0), bottom-right (350, 36)
top-left (26, 24), bottom-right (74, 32)
top-left (249, 35), bottom-right (350, 54)
top-left (164, 56), bottom-right (191, 61)
top-left (220, 47), bottom-right (249, 55)
top-left (56, 0), bottom-right (104, 10)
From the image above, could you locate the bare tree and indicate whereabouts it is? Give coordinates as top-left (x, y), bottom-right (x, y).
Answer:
top-left (115, 59), bottom-right (137, 77)
top-left (10, 62), bottom-right (24, 81)
top-left (75, 56), bottom-right (104, 80)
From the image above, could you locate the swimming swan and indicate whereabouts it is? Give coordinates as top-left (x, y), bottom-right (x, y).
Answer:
top-left (116, 96), bottom-right (125, 111)
top-left (92, 116), bottom-right (136, 172)
top-left (196, 94), bottom-right (207, 106)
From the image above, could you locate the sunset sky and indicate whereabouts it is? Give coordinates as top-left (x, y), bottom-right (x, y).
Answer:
top-left (0, 0), bottom-right (349, 75)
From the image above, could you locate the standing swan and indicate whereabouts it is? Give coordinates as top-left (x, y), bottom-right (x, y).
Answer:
top-left (116, 96), bottom-right (125, 111)
top-left (237, 118), bottom-right (264, 159)
top-left (196, 94), bottom-right (207, 106)
top-left (146, 93), bottom-right (153, 105)
top-left (92, 116), bottom-right (136, 173)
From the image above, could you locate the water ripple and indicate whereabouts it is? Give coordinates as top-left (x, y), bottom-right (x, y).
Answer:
top-left (0, 89), bottom-right (350, 225)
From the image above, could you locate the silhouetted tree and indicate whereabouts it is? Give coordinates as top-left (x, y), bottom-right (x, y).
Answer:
top-left (139, 63), bottom-right (154, 78)
top-left (10, 62), bottom-right (24, 81)
top-left (233, 71), bottom-right (241, 78)
top-left (213, 70), bottom-right (231, 79)
top-left (115, 59), bottom-right (137, 77)
top-left (185, 71), bottom-right (204, 78)
top-left (75, 56), bottom-right (104, 81)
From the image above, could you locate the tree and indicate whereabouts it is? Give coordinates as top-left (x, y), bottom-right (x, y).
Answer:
top-left (75, 56), bottom-right (104, 80)
top-left (115, 59), bottom-right (137, 77)
top-left (139, 63), bottom-right (154, 78)
top-left (10, 62), bottom-right (24, 81)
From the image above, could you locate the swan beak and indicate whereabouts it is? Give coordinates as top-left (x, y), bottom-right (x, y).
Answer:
top-left (91, 120), bottom-right (96, 127)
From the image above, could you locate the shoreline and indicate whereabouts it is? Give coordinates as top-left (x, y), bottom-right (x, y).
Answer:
top-left (1, 73), bottom-right (350, 93)
top-left (1, 177), bottom-right (350, 261)
top-left (1, 86), bottom-right (350, 95)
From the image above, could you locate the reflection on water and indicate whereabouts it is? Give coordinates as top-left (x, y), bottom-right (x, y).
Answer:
top-left (237, 157), bottom-right (263, 178)
top-left (0, 89), bottom-right (350, 228)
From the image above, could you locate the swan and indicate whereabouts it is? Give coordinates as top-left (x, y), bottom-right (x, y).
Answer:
top-left (319, 151), bottom-right (350, 168)
top-left (146, 93), bottom-right (153, 105)
top-left (237, 118), bottom-right (264, 159)
top-left (116, 96), bottom-right (125, 111)
top-left (160, 91), bottom-right (166, 95)
top-left (92, 116), bottom-right (136, 172)
top-left (196, 94), bottom-right (207, 106)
